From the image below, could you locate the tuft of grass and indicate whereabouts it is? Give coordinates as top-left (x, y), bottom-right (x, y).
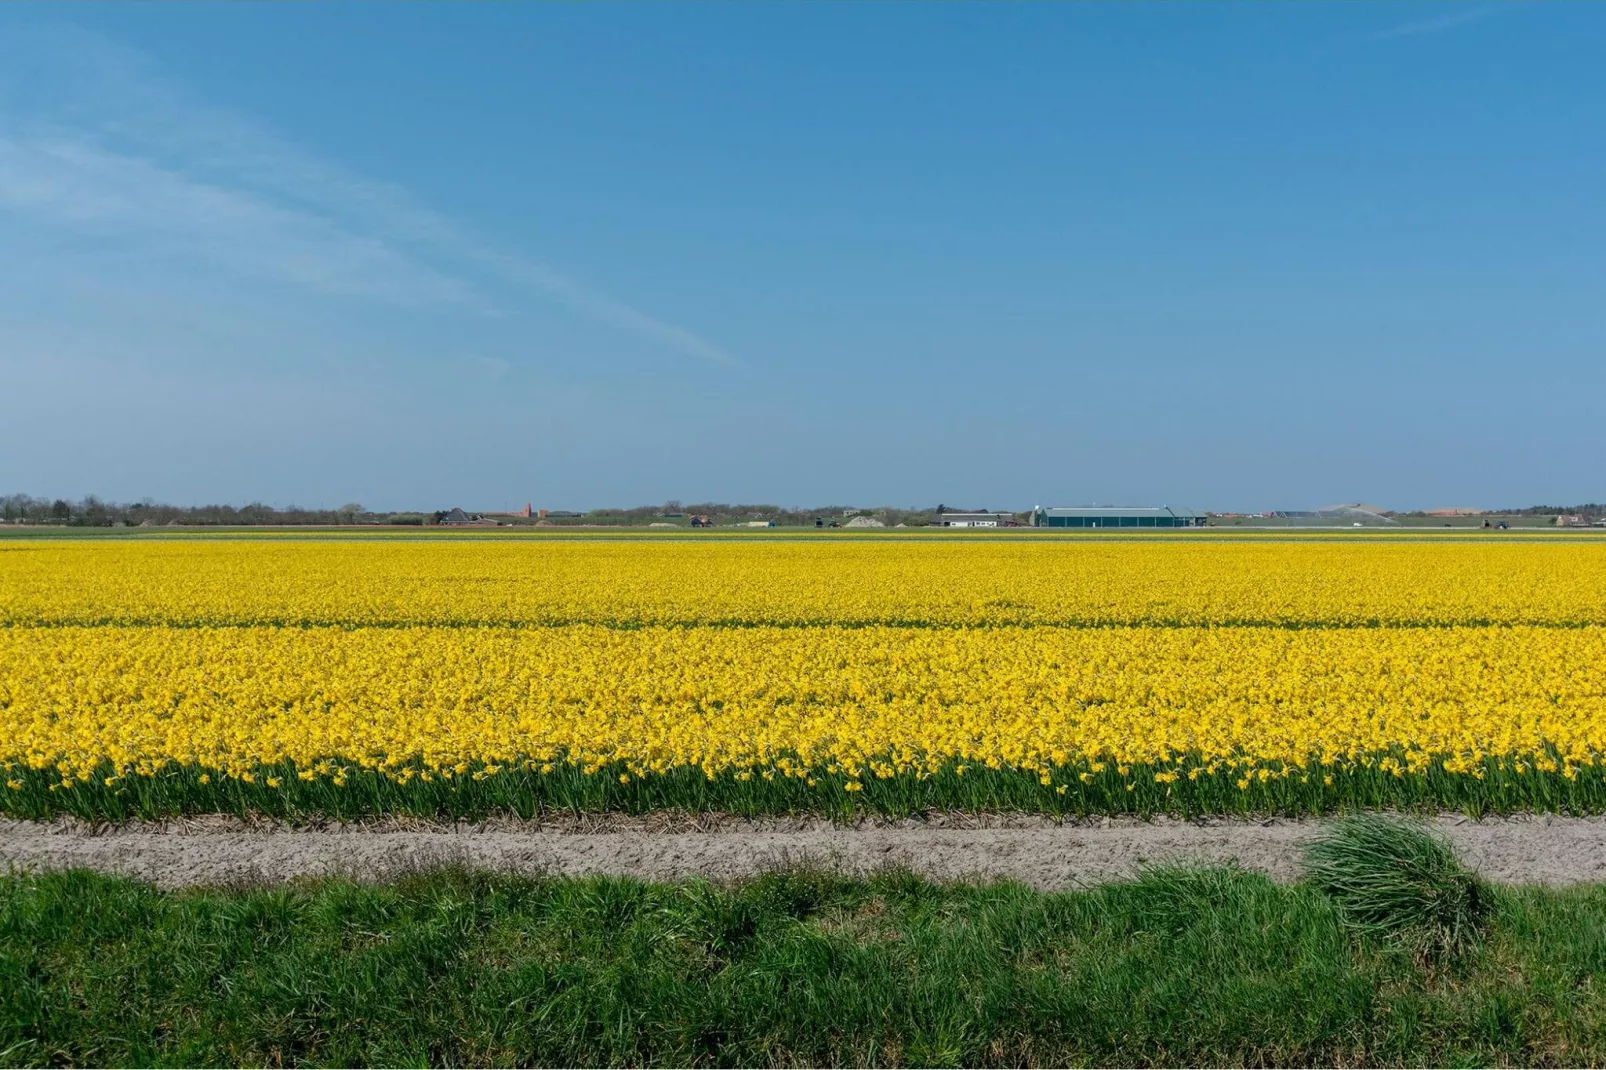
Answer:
top-left (1303, 814), bottom-right (1491, 958)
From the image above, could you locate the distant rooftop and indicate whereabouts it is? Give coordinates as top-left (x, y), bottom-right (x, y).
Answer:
top-left (1035, 506), bottom-right (1206, 518)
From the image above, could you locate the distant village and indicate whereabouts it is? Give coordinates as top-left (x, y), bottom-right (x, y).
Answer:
top-left (426, 502), bottom-right (1606, 531)
top-left (2, 494), bottom-right (1604, 530)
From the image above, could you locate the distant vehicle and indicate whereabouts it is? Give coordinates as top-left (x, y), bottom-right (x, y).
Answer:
top-left (1498, 520), bottom-right (1510, 529)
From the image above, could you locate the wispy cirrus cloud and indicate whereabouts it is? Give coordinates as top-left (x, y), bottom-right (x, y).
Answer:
top-left (0, 134), bottom-right (475, 305)
top-left (0, 24), bottom-right (736, 365)
top-left (1377, 4), bottom-right (1505, 40)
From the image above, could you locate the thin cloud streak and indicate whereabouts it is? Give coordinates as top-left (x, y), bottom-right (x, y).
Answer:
top-left (0, 134), bottom-right (476, 305)
top-left (1377, 5), bottom-right (1503, 40)
top-left (0, 24), bottom-right (736, 366)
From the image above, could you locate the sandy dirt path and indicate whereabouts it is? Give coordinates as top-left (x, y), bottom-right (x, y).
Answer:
top-left (7, 814), bottom-right (1606, 889)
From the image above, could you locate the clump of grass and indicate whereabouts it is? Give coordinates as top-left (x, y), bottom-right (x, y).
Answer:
top-left (1304, 814), bottom-right (1490, 958)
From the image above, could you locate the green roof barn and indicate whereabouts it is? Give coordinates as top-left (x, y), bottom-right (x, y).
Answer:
top-left (1032, 506), bottom-right (1206, 529)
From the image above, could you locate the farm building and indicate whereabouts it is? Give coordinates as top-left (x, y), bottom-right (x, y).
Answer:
top-left (1032, 506), bottom-right (1207, 529)
top-left (935, 512), bottom-right (1018, 528)
top-left (438, 507), bottom-right (498, 527)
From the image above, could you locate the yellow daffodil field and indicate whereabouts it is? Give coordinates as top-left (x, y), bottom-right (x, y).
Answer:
top-left (4, 533), bottom-right (1606, 819)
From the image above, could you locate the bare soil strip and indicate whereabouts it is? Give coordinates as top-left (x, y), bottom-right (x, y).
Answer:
top-left (6, 815), bottom-right (1606, 889)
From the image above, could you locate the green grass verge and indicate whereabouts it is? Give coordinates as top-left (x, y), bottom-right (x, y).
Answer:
top-left (4, 863), bottom-right (1606, 1067)
top-left (5, 754), bottom-right (1605, 821)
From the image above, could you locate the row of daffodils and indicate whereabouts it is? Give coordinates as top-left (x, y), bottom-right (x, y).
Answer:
top-left (3, 536), bottom-right (1604, 816)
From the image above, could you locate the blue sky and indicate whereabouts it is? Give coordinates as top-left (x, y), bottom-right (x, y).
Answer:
top-left (2, 3), bottom-right (1602, 512)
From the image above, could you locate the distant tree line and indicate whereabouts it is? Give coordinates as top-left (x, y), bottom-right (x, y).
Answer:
top-left (0, 495), bottom-right (1010, 528)
top-left (1394, 504), bottom-right (1606, 519)
top-left (1494, 503), bottom-right (1605, 517)
top-left (0, 495), bottom-right (425, 527)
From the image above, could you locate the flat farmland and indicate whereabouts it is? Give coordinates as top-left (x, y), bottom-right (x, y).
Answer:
top-left (4, 535), bottom-right (1606, 820)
